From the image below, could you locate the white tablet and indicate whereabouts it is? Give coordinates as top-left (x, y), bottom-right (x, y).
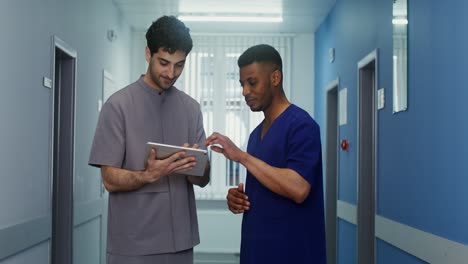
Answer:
top-left (146, 142), bottom-right (209, 177)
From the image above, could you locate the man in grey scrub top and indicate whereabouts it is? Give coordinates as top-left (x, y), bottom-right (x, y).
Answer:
top-left (89, 15), bottom-right (210, 264)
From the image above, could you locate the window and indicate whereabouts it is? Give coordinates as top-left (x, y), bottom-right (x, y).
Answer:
top-left (177, 35), bottom-right (292, 200)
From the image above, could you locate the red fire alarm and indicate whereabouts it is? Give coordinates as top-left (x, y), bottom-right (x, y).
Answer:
top-left (340, 139), bottom-right (349, 151)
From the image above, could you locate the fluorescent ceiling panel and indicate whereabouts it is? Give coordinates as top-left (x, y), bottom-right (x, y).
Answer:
top-left (178, 14), bottom-right (283, 23)
top-left (179, 0), bottom-right (282, 14)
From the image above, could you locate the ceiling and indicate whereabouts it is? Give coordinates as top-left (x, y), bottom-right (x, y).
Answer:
top-left (112, 0), bottom-right (336, 33)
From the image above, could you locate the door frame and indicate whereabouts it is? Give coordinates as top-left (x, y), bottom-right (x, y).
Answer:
top-left (49, 35), bottom-right (77, 264)
top-left (325, 78), bottom-right (340, 264)
top-left (356, 49), bottom-right (378, 264)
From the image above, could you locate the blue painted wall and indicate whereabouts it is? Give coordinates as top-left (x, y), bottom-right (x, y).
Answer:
top-left (376, 240), bottom-right (425, 264)
top-left (315, 0), bottom-right (468, 262)
top-left (315, 0), bottom-right (393, 205)
top-left (382, 0), bottom-right (468, 244)
top-left (337, 220), bottom-right (357, 264)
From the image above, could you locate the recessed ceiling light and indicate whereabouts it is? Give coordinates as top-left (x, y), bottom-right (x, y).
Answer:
top-left (178, 14), bottom-right (283, 23)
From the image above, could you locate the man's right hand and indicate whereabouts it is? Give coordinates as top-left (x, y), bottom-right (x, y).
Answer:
top-left (227, 183), bottom-right (250, 214)
top-left (143, 148), bottom-right (196, 183)
top-left (101, 148), bottom-right (197, 192)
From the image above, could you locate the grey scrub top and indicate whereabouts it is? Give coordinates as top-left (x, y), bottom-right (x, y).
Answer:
top-left (89, 76), bottom-right (206, 256)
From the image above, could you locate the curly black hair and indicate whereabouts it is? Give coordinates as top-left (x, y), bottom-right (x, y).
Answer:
top-left (146, 15), bottom-right (193, 56)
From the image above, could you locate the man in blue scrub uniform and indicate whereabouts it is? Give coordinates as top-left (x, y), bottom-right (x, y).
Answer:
top-left (89, 16), bottom-right (210, 264)
top-left (206, 44), bottom-right (326, 264)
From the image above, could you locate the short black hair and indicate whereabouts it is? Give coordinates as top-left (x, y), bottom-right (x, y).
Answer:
top-left (237, 44), bottom-right (282, 71)
top-left (145, 15), bottom-right (193, 56)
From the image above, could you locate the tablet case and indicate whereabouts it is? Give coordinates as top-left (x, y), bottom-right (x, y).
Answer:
top-left (146, 142), bottom-right (209, 176)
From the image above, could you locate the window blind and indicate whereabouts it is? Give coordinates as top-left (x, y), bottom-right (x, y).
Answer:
top-left (177, 34), bottom-right (292, 200)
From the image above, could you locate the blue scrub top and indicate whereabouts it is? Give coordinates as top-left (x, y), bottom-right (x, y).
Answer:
top-left (240, 104), bottom-right (326, 264)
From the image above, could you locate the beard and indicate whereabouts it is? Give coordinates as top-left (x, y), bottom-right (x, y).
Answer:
top-left (148, 65), bottom-right (176, 91)
top-left (245, 93), bottom-right (272, 112)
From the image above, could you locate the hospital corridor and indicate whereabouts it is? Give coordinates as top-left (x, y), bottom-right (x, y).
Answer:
top-left (0, 0), bottom-right (467, 263)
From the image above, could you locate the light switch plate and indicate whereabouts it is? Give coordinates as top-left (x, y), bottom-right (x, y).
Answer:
top-left (329, 48), bottom-right (335, 63)
top-left (378, 88), bottom-right (385, 110)
top-left (43, 77), bottom-right (52, 89)
top-left (339, 88), bottom-right (347, 125)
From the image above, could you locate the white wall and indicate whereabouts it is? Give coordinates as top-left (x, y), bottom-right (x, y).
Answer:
top-left (131, 31), bottom-right (148, 82)
top-left (291, 33), bottom-right (315, 117)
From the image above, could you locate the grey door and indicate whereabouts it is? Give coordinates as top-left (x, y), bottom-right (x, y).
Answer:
top-left (325, 80), bottom-right (339, 264)
top-left (51, 36), bottom-right (77, 264)
top-left (357, 50), bottom-right (378, 264)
